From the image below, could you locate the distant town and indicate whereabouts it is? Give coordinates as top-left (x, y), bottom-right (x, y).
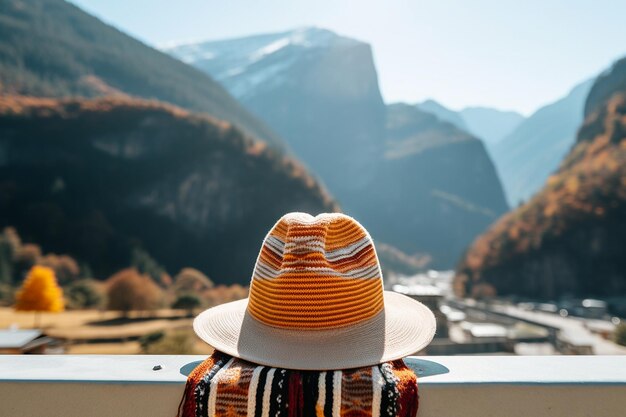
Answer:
top-left (389, 271), bottom-right (626, 356)
top-left (2, 269), bottom-right (625, 355)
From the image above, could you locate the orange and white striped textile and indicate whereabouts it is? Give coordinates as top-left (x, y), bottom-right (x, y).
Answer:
top-left (178, 351), bottom-right (419, 417)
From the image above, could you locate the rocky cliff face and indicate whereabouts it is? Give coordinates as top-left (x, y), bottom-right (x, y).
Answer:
top-left (168, 28), bottom-right (386, 197)
top-left (585, 56), bottom-right (626, 116)
top-left (456, 69), bottom-right (626, 298)
top-left (169, 30), bottom-right (509, 269)
top-left (359, 104), bottom-right (508, 268)
top-left (0, 96), bottom-right (336, 283)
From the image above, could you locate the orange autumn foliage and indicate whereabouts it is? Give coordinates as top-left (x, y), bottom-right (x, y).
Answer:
top-left (456, 91), bottom-right (626, 297)
top-left (14, 265), bottom-right (64, 312)
top-left (106, 268), bottom-right (163, 313)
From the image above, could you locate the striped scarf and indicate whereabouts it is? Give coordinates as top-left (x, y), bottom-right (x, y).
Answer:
top-left (178, 351), bottom-right (418, 417)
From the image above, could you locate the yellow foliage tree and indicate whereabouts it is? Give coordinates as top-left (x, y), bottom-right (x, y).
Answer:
top-left (14, 265), bottom-right (64, 326)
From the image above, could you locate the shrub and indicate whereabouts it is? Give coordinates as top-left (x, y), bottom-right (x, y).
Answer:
top-left (203, 284), bottom-right (249, 306)
top-left (0, 283), bottom-right (14, 306)
top-left (139, 330), bottom-right (165, 351)
top-left (471, 282), bottom-right (497, 299)
top-left (172, 293), bottom-right (202, 316)
top-left (13, 244), bottom-right (42, 275)
top-left (615, 323), bottom-right (626, 347)
top-left (106, 268), bottom-right (162, 314)
top-left (140, 329), bottom-right (199, 354)
top-left (65, 279), bottom-right (105, 309)
top-left (132, 248), bottom-right (171, 287)
top-left (38, 254), bottom-right (80, 285)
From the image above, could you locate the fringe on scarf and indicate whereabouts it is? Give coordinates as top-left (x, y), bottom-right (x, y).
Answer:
top-left (177, 351), bottom-right (418, 417)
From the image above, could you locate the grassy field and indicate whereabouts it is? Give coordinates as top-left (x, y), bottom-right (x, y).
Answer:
top-left (67, 341), bottom-right (142, 354)
top-left (0, 307), bottom-right (211, 354)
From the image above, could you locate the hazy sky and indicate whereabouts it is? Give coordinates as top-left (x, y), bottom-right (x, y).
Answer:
top-left (70, 0), bottom-right (626, 115)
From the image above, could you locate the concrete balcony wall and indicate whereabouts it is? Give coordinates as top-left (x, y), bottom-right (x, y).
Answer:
top-left (0, 355), bottom-right (624, 417)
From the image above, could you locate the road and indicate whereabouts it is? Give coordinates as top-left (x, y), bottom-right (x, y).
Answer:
top-left (488, 303), bottom-right (626, 355)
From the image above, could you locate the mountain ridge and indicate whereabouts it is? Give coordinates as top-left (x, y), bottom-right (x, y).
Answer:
top-left (168, 29), bottom-right (510, 268)
top-left (357, 103), bottom-right (508, 268)
top-left (492, 79), bottom-right (594, 206)
top-left (455, 65), bottom-right (626, 299)
top-left (460, 106), bottom-right (524, 146)
top-left (415, 100), bottom-right (525, 147)
top-left (0, 95), bottom-right (336, 283)
top-left (0, 0), bottom-right (284, 148)
top-left (170, 27), bottom-right (386, 198)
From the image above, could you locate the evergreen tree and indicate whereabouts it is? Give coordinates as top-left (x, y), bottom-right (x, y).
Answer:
top-left (172, 293), bottom-right (202, 317)
top-left (66, 279), bottom-right (105, 309)
top-left (0, 238), bottom-right (13, 285)
top-left (131, 248), bottom-right (171, 287)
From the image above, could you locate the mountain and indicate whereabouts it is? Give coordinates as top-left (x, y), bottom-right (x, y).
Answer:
top-left (416, 101), bottom-right (524, 147)
top-left (455, 62), bottom-right (626, 299)
top-left (168, 28), bottom-right (509, 269)
top-left (492, 79), bottom-right (594, 206)
top-left (460, 107), bottom-right (524, 146)
top-left (0, 96), bottom-right (336, 284)
top-left (361, 104), bottom-right (508, 268)
top-left (415, 100), bottom-right (469, 131)
top-left (167, 27), bottom-right (386, 197)
top-left (585, 57), bottom-right (626, 115)
top-left (0, 0), bottom-right (283, 148)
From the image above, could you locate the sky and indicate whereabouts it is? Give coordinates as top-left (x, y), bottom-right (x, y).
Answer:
top-left (70, 0), bottom-right (626, 116)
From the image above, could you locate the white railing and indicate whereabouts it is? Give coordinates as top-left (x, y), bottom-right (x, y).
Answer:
top-left (0, 355), bottom-right (624, 416)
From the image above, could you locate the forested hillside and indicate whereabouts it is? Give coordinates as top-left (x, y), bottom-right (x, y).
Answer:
top-left (456, 69), bottom-right (626, 298)
top-left (0, 96), bottom-right (336, 284)
top-left (0, 0), bottom-right (283, 147)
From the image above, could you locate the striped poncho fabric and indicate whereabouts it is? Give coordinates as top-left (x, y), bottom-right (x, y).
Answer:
top-left (178, 351), bottom-right (418, 417)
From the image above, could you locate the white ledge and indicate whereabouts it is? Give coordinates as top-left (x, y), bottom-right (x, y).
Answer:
top-left (0, 355), bottom-right (625, 417)
top-left (0, 355), bottom-right (624, 385)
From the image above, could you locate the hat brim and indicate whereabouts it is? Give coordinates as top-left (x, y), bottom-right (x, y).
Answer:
top-left (193, 291), bottom-right (436, 370)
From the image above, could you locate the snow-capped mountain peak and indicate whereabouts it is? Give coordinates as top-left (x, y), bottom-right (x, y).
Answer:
top-left (164, 27), bottom-right (364, 100)
top-left (166, 27), bottom-right (359, 63)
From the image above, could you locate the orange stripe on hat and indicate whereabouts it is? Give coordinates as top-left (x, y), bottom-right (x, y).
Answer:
top-left (247, 213), bottom-right (385, 330)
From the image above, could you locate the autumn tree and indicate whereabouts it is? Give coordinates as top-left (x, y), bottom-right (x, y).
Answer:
top-left (13, 243), bottom-right (42, 279)
top-left (470, 282), bottom-right (497, 300)
top-left (173, 268), bottom-right (214, 294)
top-left (140, 329), bottom-right (198, 354)
top-left (204, 284), bottom-right (249, 306)
top-left (39, 254), bottom-right (80, 285)
top-left (14, 265), bottom-right (64, 327)
top-left (106, 268), bottom-right (162, 315)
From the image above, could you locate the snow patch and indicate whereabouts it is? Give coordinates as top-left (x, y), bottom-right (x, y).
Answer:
top-left (250, 38), bottom-right (291, 61)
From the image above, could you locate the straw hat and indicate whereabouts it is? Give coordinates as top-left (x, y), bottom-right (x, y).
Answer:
top-left (194, 212), bottom-right (436, 370)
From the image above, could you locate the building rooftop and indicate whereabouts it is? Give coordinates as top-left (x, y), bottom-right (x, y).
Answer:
top-left (0, 329), bottom-right (42, 348)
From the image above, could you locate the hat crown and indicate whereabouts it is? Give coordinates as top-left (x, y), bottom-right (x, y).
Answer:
top-left (247, 213), bottom-right (385, 330)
